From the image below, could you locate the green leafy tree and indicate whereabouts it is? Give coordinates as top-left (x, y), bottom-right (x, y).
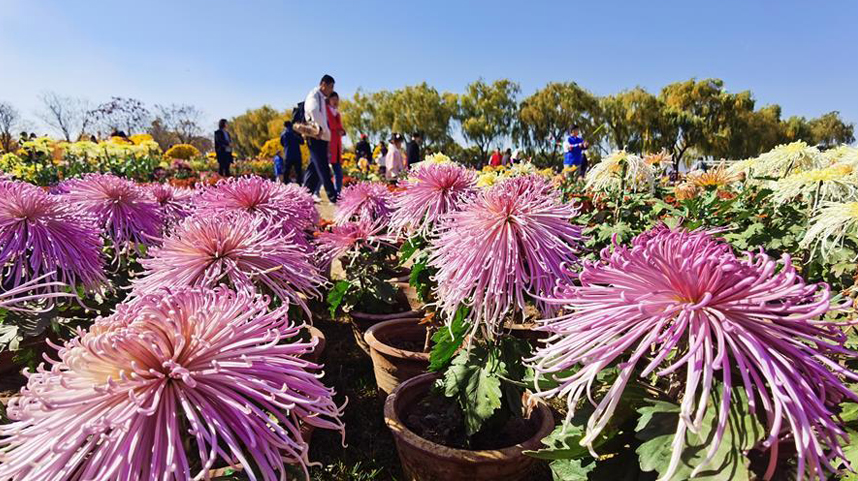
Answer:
top-left (516, 82), bottom-right (603, 161)
top-left (600, 87), bottom-right (676, 154)
top-left (380, 83), bottom-right (456, 149)
top-left (456, 79), bottom-right (520, 163)
top-left (809, 111), bottom-right (855, 147)
top-left (230, 105), bottom-right (282, 158)
top-left (340, 89), bottom-right (391, 146)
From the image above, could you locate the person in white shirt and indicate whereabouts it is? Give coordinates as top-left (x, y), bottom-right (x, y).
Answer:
top-left (385, 133), bottom-right (405, 180)
top-left (302, 74), bottom-right (339, 203)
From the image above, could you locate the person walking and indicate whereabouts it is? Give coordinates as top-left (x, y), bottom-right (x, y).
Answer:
top-left (406, 132), bottom-right (422, 167)
top-left (279, 120), bottom-right (303, 184)
top-left (385, 133), bottom-right (405, 180)
top-left (327, 92), bottom-right (345, 195)
top-left (355, 133), bottom-right (372, 163)
top-left (564, 125), bottom-right (588, 173)
top-left (214, 119), bottom-right (233, 177)
top-left (502, 148), bottom-right (512, 166)
top-left (301, 74), bottom-right (338, 203)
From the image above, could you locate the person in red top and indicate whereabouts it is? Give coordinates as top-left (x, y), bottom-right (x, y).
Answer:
top-left (489, 148), bottom-right (503, 167)
top-left (327, 92), bottom-right (345, 195)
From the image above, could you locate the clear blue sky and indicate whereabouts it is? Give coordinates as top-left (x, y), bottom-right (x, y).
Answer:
top-left (1, 0), bottom-right (856, 137)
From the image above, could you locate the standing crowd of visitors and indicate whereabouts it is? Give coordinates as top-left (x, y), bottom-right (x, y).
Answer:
top-left (213, 74), bottom-right (425, 204)
top-left (214, 74), bottom-right (596, 203)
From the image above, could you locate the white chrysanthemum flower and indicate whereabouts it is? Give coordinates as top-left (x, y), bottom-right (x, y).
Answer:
top-left (751, 141), bottom-right (823, 178)
top-left (771, 163), bottom-right (858, 205)
top-left (801, 201), bottom-right (858, 257)
top-left (585, 150), bottom-right (654, 193)
top-left (821, 145), bottom-right (858, 168)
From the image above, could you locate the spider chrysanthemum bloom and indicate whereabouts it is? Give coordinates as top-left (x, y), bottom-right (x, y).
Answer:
top-left (333, 181), bottom-right (395, 225)
top-left (390, 162), bottom-right (477, 237)
top-left (531, 227), bottom-right (858, 481)
top-left (585, 150), bottom-right (654, 193)
top-left (801, 201), bottom-right (858, 257)
top-left (0, 180), bottom-right (105, 292)
top-left (673, 182), bottom-right (699, 201)
top-left (687, 161), bottom-right (741, 189)
top-left (62, 173), bottom-right (163, 252)
top-left (148, 183), bottom-right (195, 226)
top-left (133, 212), bottom-right (323, 313)
top-left (643, 150), bottom-right (673, 167)
top-left (749, 141), bottom-right (823, 178)
top-left (0, 286), bottom-right (345, 481)
top-left (771, 163), bottom-right (858, 205)
top-left (315, 219), bottom-right (390, 269)
top-left (429, 175), bottom-right (583, 337)
top-left (195, 176), bottom-right (319, 239)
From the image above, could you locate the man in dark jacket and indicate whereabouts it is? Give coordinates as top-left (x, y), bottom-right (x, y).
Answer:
top-left (406, 131), bottom-right (422, 167)
top-left (214, 118), bottom-right (233, 177)
top-left (279, 121), bottom-right (304, 184)
top-left (355, 133), bottom-right (372, 163)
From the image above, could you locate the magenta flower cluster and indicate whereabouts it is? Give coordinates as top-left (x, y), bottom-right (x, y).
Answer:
top-left (195, 176), bottom-right (319, 242)
top-left (531, 227), bottom-right (858, 480)
top-left (429, 175), bottom-right (583, 337)
top-left (333, 181), bottom-right (395, 226)
top-left (0, 286), bottom-right (344, 480)
top-left (60, 174), bottom-right (164, 253)
top-left (134, 211), bottom-right (323, 314)
top-left (0, 180), bottom-right (105, 292)
top-left (389, 162), bottom-right (477, 237)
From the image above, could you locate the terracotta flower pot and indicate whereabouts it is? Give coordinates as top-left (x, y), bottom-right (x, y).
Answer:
top-left (392, 275), bottom-right (424, 312)
top-left (384, 373), bottom-right (554, 481)
top-left (349, 309), bottom-right (423, 356)
top-left (364, 318), bottom-right (430, 394)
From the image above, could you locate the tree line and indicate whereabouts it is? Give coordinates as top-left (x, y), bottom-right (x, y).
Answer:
top-left (3, 78), bottom-right (853, 169)
top-left (336, 78), bottom-right (854, 168)
top-left (0, 94), bottom-right (211, 153)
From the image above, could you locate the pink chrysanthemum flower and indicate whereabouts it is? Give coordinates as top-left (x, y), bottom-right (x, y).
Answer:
top-left (531, 227), bottom-right (858, 481)
top-left (195, 176), bottom-right (319, 239)
top-left (315, 219), bottom-right (390, 270)
top-left (0, 180), bottom-right (105, 292)
top-left (0, 286), bottom-right (344, 481)
top-left (333, 181), bottom-right (395, 225)
top-left (390, 162), bottom-right (477, 237)
top-left (62, 174), bottom-right (163, 252)
top-left (148, 183), bottom-right (195, 226)
top-left (133, 212), bottom-right (323, 313)
top-left (429, 175), bottom-right (583, 337)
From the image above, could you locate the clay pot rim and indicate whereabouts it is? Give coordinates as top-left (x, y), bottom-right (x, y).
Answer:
top-left (350, 309), bottom-right (424, 322)
top-left (364, 318), bottom-right (431, 361)
top-left (384, 372), bottom-right (554, 462)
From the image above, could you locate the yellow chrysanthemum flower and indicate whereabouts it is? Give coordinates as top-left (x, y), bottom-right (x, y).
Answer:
top-left (688, 162), bottom-right (741, 189)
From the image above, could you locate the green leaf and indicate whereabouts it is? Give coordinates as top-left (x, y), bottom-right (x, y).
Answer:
top-left (442, 344), bottom-right (504, 436)
top-left (550, 458), bottom-right (596, 481)
top-left (398, 237), bottom-right (421, 264)
top-left (326, 280), bottom-right (351, 317)
top-left (428, 305), bottom-right (470, 372)
top-left (525, 424), bottom-right (589, 460)
top-left (635, 388), bottom-right (764, 481)
top-left (838, 428), bottom-right (858, 481)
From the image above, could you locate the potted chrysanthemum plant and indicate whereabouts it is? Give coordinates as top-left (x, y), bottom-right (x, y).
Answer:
top-left (0, 286), bottom-right (345, 481)
top-left (383, 174), bottom-right (583, 481)
top-left (362, 161), bottom-right (478, 394)
top-left (317, 218), bottom-right (418, 356)
top-left (526, 225), bottom-right (858, 481)
top-left (0, 180), bottom-right (107, 368)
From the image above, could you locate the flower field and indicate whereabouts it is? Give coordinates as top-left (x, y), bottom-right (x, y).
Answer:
top-left (1, 141), bottom-right (858, 481)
